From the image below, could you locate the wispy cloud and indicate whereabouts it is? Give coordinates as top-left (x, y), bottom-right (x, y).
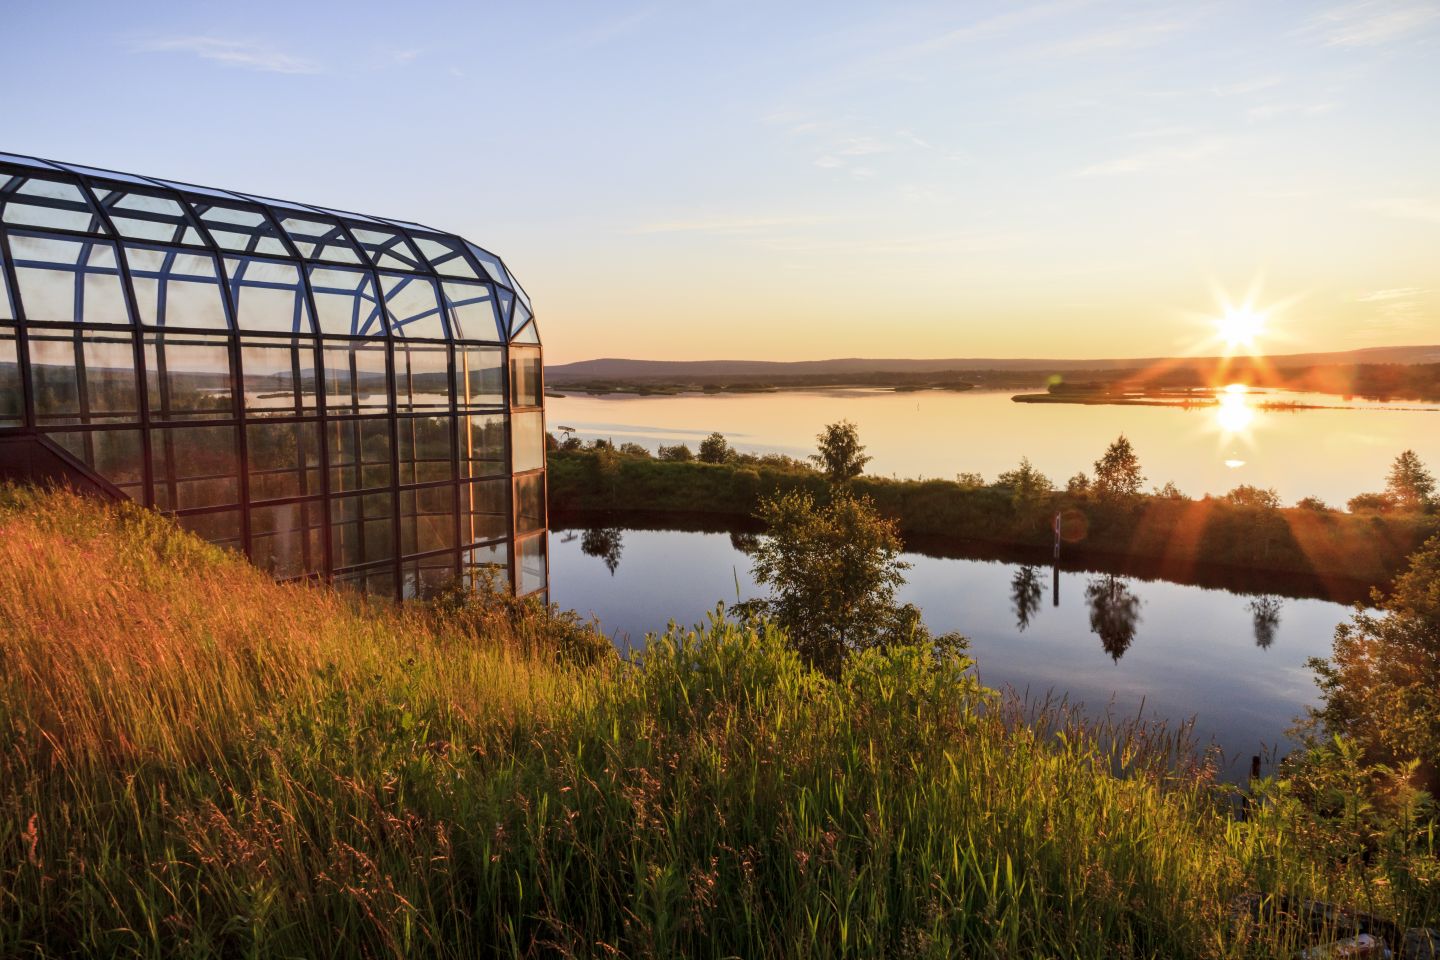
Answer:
top-left (1361, 197), bottom-right (1440, 224)
top-left (1306, 1), bottom-right (1440, 47)
top-left (1357, 287), bottom-right (1429, 302)
top-left (1039, 17), bottom-right (1192, 57)
top-left (134, 36), bottom-right (322, 74)
top-left (628, 214), bottom-right (834, 236)
top-left (1246, 101), bottom-right (1336, 121)
top-left (1355, 286), bottom-right (1431, 333)
top-left (1074, 137), bottom-right (1227, 177)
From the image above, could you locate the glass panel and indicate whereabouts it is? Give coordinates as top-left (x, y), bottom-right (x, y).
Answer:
top-left (1, 176), bottom-right (107, 233)
top-left (47, 428), bottom-right (144, 500)
top-left (397, 415), bottom-right (454, 485)
top-left (310, 267), bottom-right (385, 337)
top-left (92, 186), bottom-right (195, 244)
top-left (393, 341), bottom-right (450, 411)
top-left (351, 228), bottom-right (425, 271)
top-left (382, 274), bottom-right (447, 339)
top-left (0, 326), bottom-right (18, 425)
top-left (240, 336), bottom-right (317, 417)
top-left (279, 213), bottom-right (362, 263)
top-left (151, 425), bottom-right (240, 511)
top-left (454, 344), bottom-right (503, 408)
top-left (327, 417), bottom-right (392, 492)
top-left (0, 245), bottom-right (12, 320)
top-left (412, 236), bottom-right (480, 279)
top-left (462, 478), bottom-right (509, 545)
top-left (331, 493), bottom-right (395, 568)
top-left (511, 411), bottom-right (544, 473)
top-left (463, 541), bottom-right (510, 593)
top-left (400, 485), bottom-right (457, 556)
top-left (466, 243), bottom-right (510, 286)
top-left (321, 339), bottom-right (389, 412)
top-left (515, 473), bottom-right (545, 535)
top-left (496, 288), bottom-right (514, 329)
top-left (511, 320), bottom-right (540, 344)
top-left (225, 257), bottom-right (314, 333)
top-left (442, 282), bottom-right (501, 341)
top-left (334, 564), bottom-right (397, 600)
top-left (511, 300), bottom-right (533, 337)
top-left (402, 555), bottom-right (457, 600)
top-left (28, 328), bottom-right (139, 424)
top-left (510, 346), bottom-right (542, 408)
top-left (125, 247), bottom-right (229, 329)
top-left (193, 203), bottom-right (290, 256)
top-left (457, 413), bottom-right (507, 478)
top-left (248, 421), bottom-right (322, 501)
top-left (50, 163), bottom-right (160, 188)
top-left (176, 509), bottom-right (243, 552)
top-left (251, 500), bottom-right (325, 578)
top-left (518, 533), bottom-right (547, 596)
top-left (9, 233), bottom-right (130, 325)
top-left (143, 331), bottom-right (234, 420)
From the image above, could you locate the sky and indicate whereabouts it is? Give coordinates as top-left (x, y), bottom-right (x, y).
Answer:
top-left (4, 0), bottom-right (1439, 363)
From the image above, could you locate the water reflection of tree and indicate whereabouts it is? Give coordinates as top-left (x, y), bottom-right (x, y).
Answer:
top-left (1248, 595), bottom-right (1283, 649)
top-left (1085, 575), bottom-right (1142, 662)
top-left (1011, 565), bottom-right (1043, 631)
top-left (580, 527), bottom-right (624, 576)
top-left (729, 530), bottom-right (760, 554)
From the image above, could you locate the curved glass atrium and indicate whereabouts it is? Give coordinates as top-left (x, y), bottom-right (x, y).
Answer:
top-left (0, 152), bottom-right (546, 601)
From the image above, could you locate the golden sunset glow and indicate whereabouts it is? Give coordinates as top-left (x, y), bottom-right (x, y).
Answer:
top-left (1215, 305), bottom-right (1266, 354)
top-left (1215, 383), bottom-right (1255, 435)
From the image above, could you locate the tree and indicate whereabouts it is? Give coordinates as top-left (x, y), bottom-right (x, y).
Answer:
top-left (1011, 565), bottom-right (1043, 632)
top-left (1309, 535), bottom-right (1440, 791)
top-left (657, 443), bottom-right (693, 462)
top-left (810, 421), bottom-right (872, 484)
top-left (1085, 574), bottom-right (1142, 661)
top-left (996, 457), bottom-right (1053, 515)
top-left (955, 471), bottom-right (986, 490)
top-left (1093, 435), bottom-right (1144, 500)
top-left (1386, 449), bottom-right (1436, 511)
top-left (1153, 481), bottom-right (1187, 501)
top-left (1249, 595), bottom-right (1282, 649)
top-left (580, 527), bottom-right (624, 576)
top-left (1223, 484), bottom-right (1281, 510)
top-left (746, 489), bottom-right (958, 675)
top-left (1066, 472), bottom-right (1091, 497)
top-left (699, 432), bottom-right (732, 464)
top-left (1347, 492), bottom-right (1396, 515)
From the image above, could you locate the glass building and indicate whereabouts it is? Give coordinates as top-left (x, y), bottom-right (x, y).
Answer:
top-left (0, 152), bottom-right (546, 601)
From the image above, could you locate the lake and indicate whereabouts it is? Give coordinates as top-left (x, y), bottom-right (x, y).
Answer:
top-left (549, 387), bottom-right (1440, 507)
top-left (551, 525), bottom-right (1352, 780)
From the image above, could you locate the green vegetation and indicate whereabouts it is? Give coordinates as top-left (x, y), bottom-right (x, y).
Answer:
top-left (1093, 434), bottom-right (1145, 500)
top-left (810, 420), bottom-right (872, 483)
top-left (3, 486), bottom-right (1438, 956)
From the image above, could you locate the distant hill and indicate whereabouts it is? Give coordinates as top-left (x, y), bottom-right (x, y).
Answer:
top-left (547, 345), bottom-right (1440, 381)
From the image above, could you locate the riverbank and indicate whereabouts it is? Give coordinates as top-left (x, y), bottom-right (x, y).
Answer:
top-left (547, 449), bottom-right (1438, 603)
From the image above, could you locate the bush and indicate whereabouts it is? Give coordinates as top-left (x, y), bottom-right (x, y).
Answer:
top-left (657, 442), bottom-right (694, 462)
top-left (1223, 484), bottom-right (1281, 510)
top-left (956, 471), bottom-right (986, 490)
top-left (1348, 491), bottom-right (1397, 514)
top-left (1153, 481), bottom-right (1187, 500)
top-left (618, 442), bottom-right (651, 457)
top-left (1296, 496), bottom-right (1331, 512)
top-left (699, 432), bottom-right (732, 464)
top-left (1093, 435), bottom-right (1145, 500)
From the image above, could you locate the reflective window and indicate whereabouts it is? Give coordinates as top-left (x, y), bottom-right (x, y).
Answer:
top-left (510, 346), bottom-right (542, 408)
top-left (394, 341), bottom-right (450, 411)
top-left (322, 339), bottom-right (389, 412)
top-left (251, 500), bottom-right (325, 579)
top-left (351, 227), bottom-right (425, 272)
top-left (463, 541), bottom-right (510, 593)
top-left (8, 233), bottom-right (130, 325)
top-left (279, 212), bottom-right (362, 264)
top-left (48, 428), bottom-right (144, 499)
top-left (511, 320), bottom-right (540, 344)
top-left (0, 175), bottom-right (106, 233)
top-left (248, 421), bottom-right (322, 501)
top-left (442, 282), bottom-right (501, 341)
top-left (0, 326), bottom-right (18, 424)
top-left (466, 243), bottom-right (510, 286)
top-left (511, 410), bottom-right (544, 473)
top-left (512, 300), bottom-right (533, 338)
top-left (27, 329), bottom-right (139, 424)
top-left (334, 563), bottom-right (397, 599)
top-left (515, 473), bottom-right (545, 535)
top-left (517, 532), bottom-right (547, 596)
top-left (412, 235), bottom-right (480, 279)
top-left (327, 417), bottom-right (392, 492)
top-left (125, 247), bottom-right (229, 329)
top-left (225, 257), bottom-right (314, 334)
top-left (331, 493), bottom-right (395, 568)
top-left (240, 337), bottom-right (317, 417)
top-left (397, 415), bottom-right (453, 485)
top-left (400, 486), bottom-right (457, 556)
top-left (0, 246), bottom-right (12, 319)
top-left (457, 413), bottom-right (507, 478)
top-left (461, 479), bottom-right (509, 545)
top-left (454, 344), bottom-right (503, 408)
top-left (151, 425), bottom-right (240, 511)
top-left (310, 267), bottom-right (385, 337)
top-left (144, 331), bottom-right (234, 420)
top-left (177, 510), bottom-right (243, 552)
top-left (193, 203), bottom-right (290, 257)
top-left (402, 555), bottom-right (456, 600)
top-left (382, 274), bottom-right (447, 339)
top-left (92, 185), bottom-right (203, 245)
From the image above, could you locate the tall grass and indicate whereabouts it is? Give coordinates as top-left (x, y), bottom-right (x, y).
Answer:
top-left (0, 487), bottom-right (1433, 957)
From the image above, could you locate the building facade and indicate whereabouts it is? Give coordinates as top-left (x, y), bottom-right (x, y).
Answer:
top-left (0, 152), bottom-right (546, 601)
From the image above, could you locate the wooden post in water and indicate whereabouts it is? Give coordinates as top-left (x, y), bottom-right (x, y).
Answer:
top-left (1053, 511), bottom-right (1062, 560)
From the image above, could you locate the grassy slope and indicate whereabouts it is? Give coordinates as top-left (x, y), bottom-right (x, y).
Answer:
top-left (548, 450), bottom-right (1438, 598)
top-left (0, 487), bottom-right (1433, 957)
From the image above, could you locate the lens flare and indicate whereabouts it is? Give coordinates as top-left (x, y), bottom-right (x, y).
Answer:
top-left (1216, 383), bottom-right (1255, 434)
top-left (1216, 305), bottom-right (1266, 352)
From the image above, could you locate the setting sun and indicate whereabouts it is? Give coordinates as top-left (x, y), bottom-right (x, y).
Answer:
top-left (1215, 382), bottom-right (1256, 434)
top-left (1216, 306), bottom-right (1266, 353)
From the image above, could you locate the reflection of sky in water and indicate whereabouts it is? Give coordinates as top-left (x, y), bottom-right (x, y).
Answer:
top-left (550, 388), bottom-right (1440, 505)
top-left (552, 528), bottom-right (1348, 779)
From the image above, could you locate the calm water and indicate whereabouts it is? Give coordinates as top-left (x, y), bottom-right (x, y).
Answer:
top-left (549, 388), bottom-right (1440, 506)
top-left (551, 526), bottom-right (1351, 779)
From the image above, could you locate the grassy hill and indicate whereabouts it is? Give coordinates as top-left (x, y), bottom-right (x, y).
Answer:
top-left (0, 487), bottom-right (1434, 957)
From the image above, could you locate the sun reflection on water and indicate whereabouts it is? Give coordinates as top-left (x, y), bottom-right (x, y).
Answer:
top-left (1216, 383), bottom-right (1255, 434)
